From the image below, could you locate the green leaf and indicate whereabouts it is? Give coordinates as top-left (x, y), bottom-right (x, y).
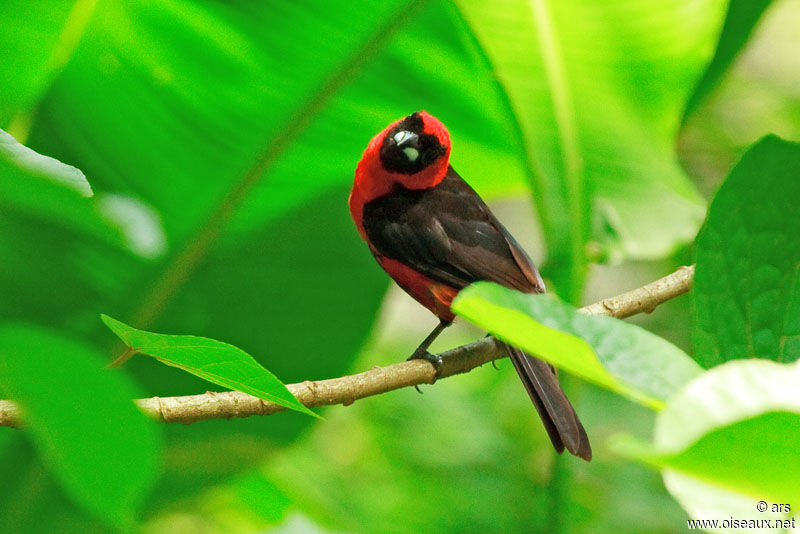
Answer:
top-left (656, 360), bottom-right (800, 505)
top-left (693, 135), bottom-right (800, 367)
top-left (684, 0), bottom-right (775, 118)
top-left (452, 282), bottom-right (702, 409)
top-left (612, 358), bottom-right (800, 519)
top-left (0, 324), bottom-right (161, 528)
top-left (101, 314), bottom-right (317, 418)
top-left (455, 0), bottom-right (724, 299)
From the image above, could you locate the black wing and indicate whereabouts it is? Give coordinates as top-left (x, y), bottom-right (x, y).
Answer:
top-left (362, 166), bottom-right (545, 293)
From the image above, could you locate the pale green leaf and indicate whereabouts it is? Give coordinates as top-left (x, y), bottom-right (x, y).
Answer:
top-left (455, 0), bottom-right (725, 298)
top-left (612, 359), bottom-right (800, 521)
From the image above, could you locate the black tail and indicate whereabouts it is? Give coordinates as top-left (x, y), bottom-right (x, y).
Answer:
top-left (504, 344), bottom-right (592, 461)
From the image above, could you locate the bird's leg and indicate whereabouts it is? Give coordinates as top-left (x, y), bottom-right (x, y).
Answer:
top-left (408, 319), bottom-right (450, 361)
top-left (407, 319), bottom-right (450, 378)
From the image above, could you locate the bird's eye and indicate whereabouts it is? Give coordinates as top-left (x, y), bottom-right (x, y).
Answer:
top-left (393, 130), bottom-right (412, 145)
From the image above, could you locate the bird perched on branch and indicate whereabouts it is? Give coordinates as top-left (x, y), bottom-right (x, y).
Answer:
top-left (349, 111), bottom-right (591, 461)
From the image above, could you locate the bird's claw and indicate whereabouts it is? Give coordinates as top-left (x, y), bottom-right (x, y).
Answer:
top-left (407, 349), bottom-right (444, 383)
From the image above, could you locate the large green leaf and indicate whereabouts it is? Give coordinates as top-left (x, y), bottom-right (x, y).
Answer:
top-left (0, 324), bottom-right (160, 528)
top-left (694, 135), bottom-right (800, 368)
top-left (102, 314), bottom-right (317, 418)
top-left (613, 359), bottom-right (800, 524)
top-left (452, 282), bottom-right (702, 409)
top-left (455, 0), bottom-right (725, 300)
top-left (683, 0), bottom-right (775, 118)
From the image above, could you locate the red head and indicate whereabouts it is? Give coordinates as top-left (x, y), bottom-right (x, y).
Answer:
top-left (350, 111), bottom-right (451, 236)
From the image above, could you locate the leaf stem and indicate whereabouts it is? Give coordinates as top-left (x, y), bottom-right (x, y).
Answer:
top-left (107, 347), bottom-right (137, 368)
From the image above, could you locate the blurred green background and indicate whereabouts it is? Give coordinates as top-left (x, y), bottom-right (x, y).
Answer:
top-left (1, 0), bottom-right (798, 532)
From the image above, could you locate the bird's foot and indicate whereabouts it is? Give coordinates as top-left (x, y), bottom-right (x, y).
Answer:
top-left (407, 349), bottom-right (444, 392)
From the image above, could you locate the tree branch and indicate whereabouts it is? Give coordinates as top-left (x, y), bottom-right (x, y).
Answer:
top-left (0, 265), bottom-right (694, 428)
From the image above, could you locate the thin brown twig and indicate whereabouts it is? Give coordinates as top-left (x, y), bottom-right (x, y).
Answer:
top-left (0, 265), bottom-right (694, 428)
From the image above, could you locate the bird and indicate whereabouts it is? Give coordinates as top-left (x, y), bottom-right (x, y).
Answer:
top-left (348, 111), bottom-right (591, 461)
